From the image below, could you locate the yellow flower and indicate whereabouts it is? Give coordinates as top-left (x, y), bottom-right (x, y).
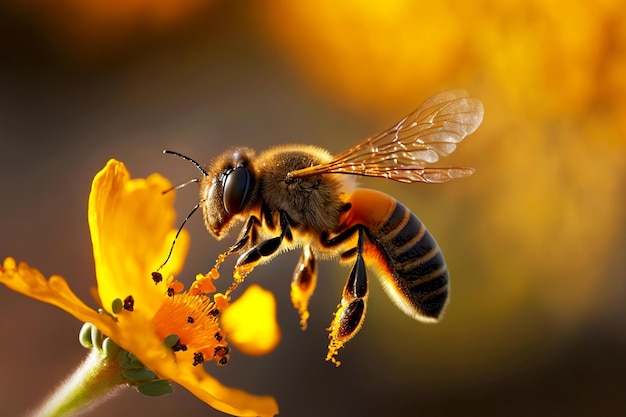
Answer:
top-left (0, 159), bottom-right (279, 417)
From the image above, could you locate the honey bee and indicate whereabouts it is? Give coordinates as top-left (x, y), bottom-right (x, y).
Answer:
top-left (165, 90), bottom-right (484, 365)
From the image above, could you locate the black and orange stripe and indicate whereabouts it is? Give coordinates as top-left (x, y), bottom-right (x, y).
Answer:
top-left (373, 199), bottom-right (449, 321)
top-left (339, 188), bottom-right (449, 322)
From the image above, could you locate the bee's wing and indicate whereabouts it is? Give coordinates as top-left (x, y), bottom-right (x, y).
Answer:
top-left (288, 90), bottom-right (484, 183)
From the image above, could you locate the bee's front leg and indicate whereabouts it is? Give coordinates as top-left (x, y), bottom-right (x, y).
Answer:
top-left (227, 203), bottom-right (275, 254)
top-left (227, 216), bottom-right (261, 254)
top-left (233, 210), bottom-right (293, 280)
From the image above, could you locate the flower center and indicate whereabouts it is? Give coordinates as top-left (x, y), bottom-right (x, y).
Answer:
top-left (151, 283), bottom-right (230, 366)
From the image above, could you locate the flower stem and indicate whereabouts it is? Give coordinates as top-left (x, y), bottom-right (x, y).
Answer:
top-left (31, 348), bottom-right (127, 417)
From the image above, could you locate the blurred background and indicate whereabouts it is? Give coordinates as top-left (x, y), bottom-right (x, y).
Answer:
top-left (1, 1), bottom-right (625, 416)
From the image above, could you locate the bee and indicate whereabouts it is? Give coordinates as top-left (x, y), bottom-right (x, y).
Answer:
top-left (165, 90), bottom-right (484, 365)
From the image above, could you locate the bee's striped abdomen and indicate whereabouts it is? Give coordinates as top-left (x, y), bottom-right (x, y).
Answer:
top-left (342, 189), bottom-right (449, 322)
top-left (376, 200), bottom-right (449, 320)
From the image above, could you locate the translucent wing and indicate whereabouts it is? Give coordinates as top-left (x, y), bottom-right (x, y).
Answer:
top-left (287, 90), bottom-right (484, 184)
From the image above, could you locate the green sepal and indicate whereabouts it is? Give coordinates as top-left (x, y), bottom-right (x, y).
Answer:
top-left (124, 369), bottom-right (157, 383)
top-left (137, 379), bottom-right (175, 397)
top-left (118, 351), bottom-right (144, 370)
top-left (90, 324), bottom-right (103, 351)
top-left (79, 323), bottom-right (94, 349)
top-left (102, 337), bottom-right (121, 360)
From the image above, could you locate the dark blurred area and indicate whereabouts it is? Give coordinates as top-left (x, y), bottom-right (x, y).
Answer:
top-left (1, 1), bottom-right (625, 416)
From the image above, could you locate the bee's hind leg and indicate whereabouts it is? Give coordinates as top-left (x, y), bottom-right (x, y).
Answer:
top-left (322, 226), bottom-right (369, 366)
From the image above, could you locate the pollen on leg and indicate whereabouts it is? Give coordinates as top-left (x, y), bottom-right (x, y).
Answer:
top-left (326, 303), bottom-right (347, 366)
top-left (152, 292), bottom-right (229, 365)
top-left (326, 298), bottom-right (366, 367)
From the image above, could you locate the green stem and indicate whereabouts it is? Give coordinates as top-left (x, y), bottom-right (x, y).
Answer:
top-left (31, 348), bottom-right (127, 417)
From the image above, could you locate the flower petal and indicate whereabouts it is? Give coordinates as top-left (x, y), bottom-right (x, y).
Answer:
top-left (89, 159), bottom-right (190, 317)
top-left (0, 258), bottom-right (279, 416)
top-left (221, 285), bottom-right (281, 356)
top-left (0, 257), bottom-right (117, 340)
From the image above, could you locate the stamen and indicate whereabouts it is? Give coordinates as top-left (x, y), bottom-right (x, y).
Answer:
top-left (192, 352), bottom-right (205, 366)
top-left (151, 271), bottom-right (163, 284)
top-left (189, 273), bottom-right (217, 295)
top-left (172, 340), bottom-right (188, 352)
top-left (123, 295), bottom-right (135, 311)
top-left (214, 346), bottom-right (230, 366)
top-left (152, 291), bottom-right (230, 366)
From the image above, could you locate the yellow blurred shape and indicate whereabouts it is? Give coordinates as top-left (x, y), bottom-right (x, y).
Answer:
top-left (221, 285), bottom-right (281, 356)
top-left (261, 0), bottom-right (465, 115)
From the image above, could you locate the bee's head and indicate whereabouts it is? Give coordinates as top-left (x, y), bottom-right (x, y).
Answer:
top-left (200, 148), bottom-right (258, 239)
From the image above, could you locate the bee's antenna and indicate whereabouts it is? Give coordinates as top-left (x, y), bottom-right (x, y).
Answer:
top-left (158, 200), bottom-right (204, 271)
top-left (162, 178), bottom-right (199, 195)
top-left (163, 150), bottom-right (209, 177)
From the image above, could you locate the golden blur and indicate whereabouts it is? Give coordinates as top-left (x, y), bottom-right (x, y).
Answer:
top-left (1, 1), bottom-right (625, 416)
top-left (221, 285), bottom-right (281, 357)
top-left (261, 1), bottom-right (626, 326)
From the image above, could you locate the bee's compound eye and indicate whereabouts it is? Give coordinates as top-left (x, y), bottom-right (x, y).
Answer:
top-left (222, 167), bottom-right (252, 214)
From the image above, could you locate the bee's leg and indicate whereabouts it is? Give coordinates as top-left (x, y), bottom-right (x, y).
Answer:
top-left (233, 210), bottom-right (293, 280)
top-left (321, 226), bottom-right (370, 366)
top-left (213, 205), bottom-right (281, 295)
top-left (228, 216), bottom-right (261, 254)
top-left (228, 204), bottom-right (275, 254)
top-left (291, 245), bottom-right (317, 330)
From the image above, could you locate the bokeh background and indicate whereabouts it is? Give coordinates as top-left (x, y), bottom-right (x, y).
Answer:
top-left (1, 1), bottom-right (625, 416)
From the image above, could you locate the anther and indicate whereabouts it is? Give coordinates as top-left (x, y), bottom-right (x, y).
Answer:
top-left (192, 352), bottom-right (205, 366)
top-left (167, 287), bottom-right (175, 297)
top-left (151, 271), bottom-right (163, 284)
top-left (214, 346), bottom-right (230, 355)
top-left (123, 295), bottom-right (135, 311)
top-left (214, 346), bottom-right (230, 366)
top-left (187, 316), bottom-right (195, 324)
top-left (172, 340), bottom-right (188, 352)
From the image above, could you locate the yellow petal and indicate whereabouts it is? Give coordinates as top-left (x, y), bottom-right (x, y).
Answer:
top-left (221, 285), bottom-right (281, 356)
top-left (114, 308), bottom-right (278, 416)
top-left (0, 257), bottom-right (118, 342)
top-left (88, 159), bottom-right (190, 317)
top-left (0, 258), bottom-right (278, 416)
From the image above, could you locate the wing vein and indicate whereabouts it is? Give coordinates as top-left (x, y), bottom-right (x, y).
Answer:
top-left (288, 90), bottom-right (483, 184)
